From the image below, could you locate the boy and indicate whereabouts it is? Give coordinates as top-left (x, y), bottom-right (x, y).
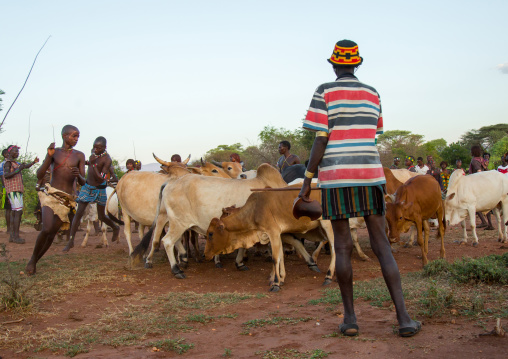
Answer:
top-left (63, 136), bottom-right (120, 252)
top-left (276, 141), bottom-right (300, 172)
top-left (3, 145), bottom-right (39, 244)
top-left (26, 125), bottom-right (84, 275)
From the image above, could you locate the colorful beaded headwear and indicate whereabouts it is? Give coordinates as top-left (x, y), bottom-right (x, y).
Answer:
top-left (328, 39), bottom-right (363, 66)
top-left (406, 156), bottom-right (415, 165)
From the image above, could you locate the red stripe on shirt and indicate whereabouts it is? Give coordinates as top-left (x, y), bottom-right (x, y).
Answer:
top-left (319, 167), bottom-right (385, 181)
top-left (329, 128), bottom-right (377, 141)
top-left (305, 110), bottom-right (328, 126)
top-left (325, 90), bottom-right (379, 104)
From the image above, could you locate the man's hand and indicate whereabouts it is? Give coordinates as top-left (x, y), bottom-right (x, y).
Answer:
top-left (71, 167), bottom-right (81, 178)
top-left (298, 179), bottom-right (312, 203)
top-left (47, 143), bottom-right (56, 157)
top-left (89, 154), bottom-right (98, 164)
top-left (33, 157), bottom-right (39, 164)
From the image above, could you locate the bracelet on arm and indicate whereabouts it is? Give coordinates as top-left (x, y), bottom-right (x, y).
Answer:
top-left (304, 170), bottom-right (314, 179)
top-left (316, 131), bottom-right (328, 138)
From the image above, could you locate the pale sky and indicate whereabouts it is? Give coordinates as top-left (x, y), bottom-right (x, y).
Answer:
top-left (1, 0), bottom-right (507, 165)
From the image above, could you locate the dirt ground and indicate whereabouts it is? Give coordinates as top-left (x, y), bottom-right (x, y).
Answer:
top-left (1, 222), bottom-right (507, 359)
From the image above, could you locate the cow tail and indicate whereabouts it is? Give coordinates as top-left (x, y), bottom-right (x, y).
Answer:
top-left (131, 183), bottom-right (167, 257)
top-left (106, 187), bottom-right (124, 225)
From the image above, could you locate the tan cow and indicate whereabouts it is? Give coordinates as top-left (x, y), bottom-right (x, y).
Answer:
top-left (204, 185), bottom-right (338, 291)
top-left (385, 175), bottom-right (446, 266)
top-left (130, 164), bottom-right (288, 277)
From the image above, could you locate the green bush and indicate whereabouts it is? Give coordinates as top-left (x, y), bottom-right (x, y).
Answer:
top-left (450, 254), bottom-right (508, 285)
top-left (423, 259), bottom-right (450, 277)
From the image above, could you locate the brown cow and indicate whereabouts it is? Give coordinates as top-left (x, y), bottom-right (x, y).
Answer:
top-left (204, 185), bottom-right (336, 291)
top-left (385, 175), bottom-right (445, 266)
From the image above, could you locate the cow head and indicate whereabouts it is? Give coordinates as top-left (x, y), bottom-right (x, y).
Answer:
top-left (385, 201), bottom-right (414, 242)
top-left (221, 162), bottom-right (243, 179)
top-left (204, 218), bottom-right (231, 260)
top-left (154, 153), bottom-right (191, 174)
top-left (444, 191), bottom-right (467, 225)
top-left (188, 158), bottom-right (231, 178)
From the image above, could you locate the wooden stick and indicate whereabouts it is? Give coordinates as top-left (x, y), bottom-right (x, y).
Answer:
top-left (250, 187), bottom-right (322, 192)
top-left (1, 318), bottom-right (24, 325)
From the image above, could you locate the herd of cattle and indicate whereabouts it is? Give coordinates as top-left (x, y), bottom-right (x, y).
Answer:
top-left (86, 154), bottom-right (508, 292)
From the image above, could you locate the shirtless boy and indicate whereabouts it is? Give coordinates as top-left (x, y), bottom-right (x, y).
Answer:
top-left (63, 136), bottom-right (119, 252)
top-left (26, 125), bottom-right (84, 275)
top-left (276, 141), bottom-right (300, 172)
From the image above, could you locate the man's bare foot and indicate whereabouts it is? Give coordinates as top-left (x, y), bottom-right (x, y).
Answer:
top-left (26, 261), bottom-right (36, 276)
top-left (62, 240), bottom-right (74, 252)
top-left (111, 226), bottom-right (120, 243)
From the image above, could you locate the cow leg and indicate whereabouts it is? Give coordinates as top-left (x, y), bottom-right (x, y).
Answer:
top-left (423, 220), bottom-right (430, 257)
top-left (501, 202), bottom-right (508, 243)
top-left (416, 221), bottom-right (428, 266)
top-left (101, 221), bottom-right (108, 248)
top-left (312, 241), bottom-right (325, 263)
top-left (281, 234), bottom-right (319, 272)
top-left (437, 206), bottom-right (446, 259)
top-left (139, 224), bottom-right (146, 239)
top-left (268, 234), bottom-right (283, 292)
top-left (319, 222), bottom-right (336, 285)
top-left (145, 216), bottom-right (169, 268)
top-left (351, 228), bottom-right (370, 261)
top-left (492, 208), bottom-right (504, 242)
top-left (214, 255), bottom-right (223, 268)
top-left (175, 238), bottom-right (188, 269)
top-left (278, 245), bottom-right (286, 285)
top-left (81, 220), bottom-right (92, 247)
top-left (161, 225), bottom-right (188, 279)
top-left (459, 219), bottom-right (468, 244)
top-left (191, 231), bottom-right (202, 262)
top-left (235, 248), bottom-right (249, 271)
top-left (123, 214), bottom-right (133, 254)
top-left (468, 208), bottom-right (479, 247)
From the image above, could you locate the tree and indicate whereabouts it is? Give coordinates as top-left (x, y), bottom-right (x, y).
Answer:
top-left (460, 124), bottom-right (508, 151)
top-left (423, 138), bottom-right (447, 164)
top-left (439, 142), bottom-right (471, 167)
top-left (376, 130), bottom-right (426, 166)
top-left (490, 136), bottom-right (508, 169)
top-left (0, 89), bottom-right (4, 112)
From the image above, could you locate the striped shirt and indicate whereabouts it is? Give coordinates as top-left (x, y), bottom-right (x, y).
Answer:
top-left (303, 74), bottom-right (385, 188)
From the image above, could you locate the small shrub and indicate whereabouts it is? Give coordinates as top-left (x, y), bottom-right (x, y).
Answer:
top-left (417, 279), bottom-right (454, 317)
top-left (146, 338), bottom-right (194, 354)
top-left (423, 259), bottom-right (450, 277)
top-left (451, 255), bottom-right (508, 285)
top-left (0, 244), bottom-right (34, 311)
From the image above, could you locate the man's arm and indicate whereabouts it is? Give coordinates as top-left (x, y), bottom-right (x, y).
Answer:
top-left (4, 159), bottom-right (38, 179)
top-left (37, 143), bottom-right (56, 179)
top-left (298, 135), bottom-right (328, 202)
top-left (108, 164), bottom-right (118, 183)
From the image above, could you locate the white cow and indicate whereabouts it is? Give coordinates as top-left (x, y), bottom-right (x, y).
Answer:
top-left (445, 169), bottom-right (508, 245)
top-left (81, 187), bottom-right (119, 248)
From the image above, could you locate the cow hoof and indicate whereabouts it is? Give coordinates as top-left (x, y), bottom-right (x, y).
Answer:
top-left (174, 273), bottom-right (186, 279)
top-left (144, 262), bottom-right (153, 269)
top-left (215, 263), bottom-right (223, 268)
top-left (236, 264), bottom-right (249, 271)
top-left (472, 242), bottom-right (479, 247)
top-left (322, 278), bottom-right (333, 286)
top-left (269, 285), bottom-right (280, 292)
top-left (308, 264), bottom-right (321, 273)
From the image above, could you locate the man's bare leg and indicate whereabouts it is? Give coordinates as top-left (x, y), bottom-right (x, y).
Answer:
top-left (26, 207), bottom-right (62, 275)
top-left (363, 214), bottom-right (419, 331)
top-left (63, 202), bottom-right (89, 252)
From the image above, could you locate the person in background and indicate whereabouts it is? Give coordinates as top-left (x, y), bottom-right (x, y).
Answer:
top-left (230, 153), bottom-right (246, 171)
top-left (135, 160), bottom-right (142, 171)
top-left (469, 145), bottom-right (493, 229)
top-left (0, 149), bottom-right (13, 235)
top-left (171, 154), bottom-right (182, 163)
top-left (454, 159), bottom-right (463, 172)
top-left (3, 145), bottom-right (39, 244)
top-left (405, 156), bottom-right (416, 172)
top-left (390, 157), bottom-right (400, 169)
top-left (439, 161), bottom-right (451, 192)
top-left (415, 157), bottom-right (429, 175)
top-left (126, 159), bottom-right (136, 173)
top-left (276, 141), bottom-right (300, 173)
top-left (482, 152), bottom-right (490, 171)
top-left (497, 153), bottom-right (508, 176)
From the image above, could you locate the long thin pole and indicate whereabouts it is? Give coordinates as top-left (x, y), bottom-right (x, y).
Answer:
top-left (133, 141), bottom-right (137, 159)
top-left (25, 111), bottom-right (32, 154)
top-left (250, 187), bottom-right (322, 192)
top-left (0, 36), bottom-right (51, 129)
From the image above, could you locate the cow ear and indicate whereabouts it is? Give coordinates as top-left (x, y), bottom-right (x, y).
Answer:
top-left (446, 192), bottom-right (455, 201)
top-left (218, 220), bottom-right (225, 232)
top-left (384, 194), bottom-right (394, 203)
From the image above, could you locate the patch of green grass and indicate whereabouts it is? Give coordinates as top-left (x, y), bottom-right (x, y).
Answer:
top-left (146, 338), bottom-right (194, 354)
top-left (243, 316), bottom-right (313, 328)
top-left (256, 348), bottom-right (330, 359)
top-left (310, 255), bottom-right (508, 320)
top-left (223, 348), bottom-right (233, 357)
top-left (321, 332), bottom-right (339, 338)
top-left (185, 313), bottom-right (214, 323)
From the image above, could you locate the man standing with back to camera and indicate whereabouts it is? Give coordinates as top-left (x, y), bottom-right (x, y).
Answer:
top-left (298, 39), bottom-right (420, 337)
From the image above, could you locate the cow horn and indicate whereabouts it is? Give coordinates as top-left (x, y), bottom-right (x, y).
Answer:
top-left (153, 153), bottom-right (171, 167)
top-left (211, 160), bottom-right (223, 168)
top-left (201, 157), bottom-right (206, 166)
top-left (183, 154), bottom-right (191, 165)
